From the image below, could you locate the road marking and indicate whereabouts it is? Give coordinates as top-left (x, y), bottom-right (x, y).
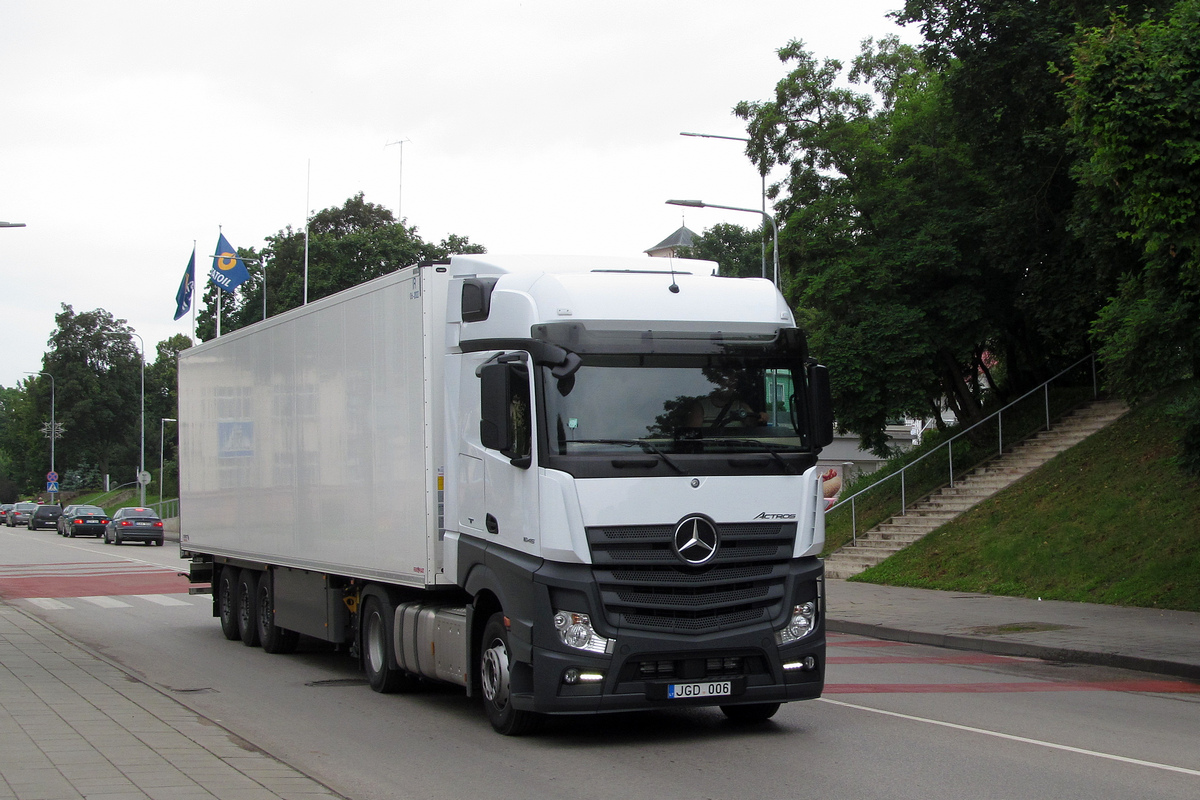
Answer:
top-left (80, 596), bottom-right (133, 608)
top-left (826, 680), bottom-right (1200, 694)
top-left (137, 594), bottom-right (191, 606)
top-left (26, 598), bottom-right (72, 610)
top-left (820, 697), bottom-right (1200, 777)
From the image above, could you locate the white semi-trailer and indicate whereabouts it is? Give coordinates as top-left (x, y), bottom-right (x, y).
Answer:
top-left (178, 254), bottom-right (833, 734)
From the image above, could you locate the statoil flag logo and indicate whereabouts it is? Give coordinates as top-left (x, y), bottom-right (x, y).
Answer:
top-left (209, 233), bottom-right (250, 294)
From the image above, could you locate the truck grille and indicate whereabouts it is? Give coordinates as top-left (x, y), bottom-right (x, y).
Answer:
top-left (586, 522), bottom-right (795, 635)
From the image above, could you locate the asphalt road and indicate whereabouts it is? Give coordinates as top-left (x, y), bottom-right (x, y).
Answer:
top-left (2, 525), bottom-right (1198, 800)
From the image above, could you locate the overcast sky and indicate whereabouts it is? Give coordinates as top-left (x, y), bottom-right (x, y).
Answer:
top-left (0, 0), bottom-right (915, 388)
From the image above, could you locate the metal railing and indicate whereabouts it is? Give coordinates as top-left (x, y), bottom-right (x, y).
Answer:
top-left (830, 353), bottom-right (1098, 545)
top-left (152, 498), bottom-right (179, 519)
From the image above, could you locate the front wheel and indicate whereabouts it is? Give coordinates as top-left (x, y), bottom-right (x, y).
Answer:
top-left (720, 702), bottom-right (781, 723)
top-left (480, 613), bottom-right (541, 736)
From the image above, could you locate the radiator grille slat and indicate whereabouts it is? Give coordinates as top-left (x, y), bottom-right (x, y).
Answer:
top-left (587, 522), bottom-right (795, 635)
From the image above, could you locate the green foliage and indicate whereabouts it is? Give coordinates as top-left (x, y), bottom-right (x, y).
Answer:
top-left (677, 222), bottom-right (764, 279)
top-left (853, 381), bottom-right (1200, 611)
top-left (737, 36), bottom-right (1065, 453)
top-left (1064, 2), bottom-right (1200, 402)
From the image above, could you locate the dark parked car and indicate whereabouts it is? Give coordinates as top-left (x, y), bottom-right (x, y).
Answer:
top-left (104, 507), bottom-right (164, 546)
top-left (8, 502), bottom-right (37, 527)
top-left (62, 505), bottom-right (110, 538)
top-left (57, 505), bottom-right (80, 535)
top-left (29, 504), bottom-right (63, 530)
top-left (0, 504), bottom-right (12, 525)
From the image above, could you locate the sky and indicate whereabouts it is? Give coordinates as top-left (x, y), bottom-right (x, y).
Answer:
top-left (0, 0), bottom-right (916, 389)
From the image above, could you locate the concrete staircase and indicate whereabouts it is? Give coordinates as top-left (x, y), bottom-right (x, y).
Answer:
top-left (823, 398), bottom-right (1128, 579)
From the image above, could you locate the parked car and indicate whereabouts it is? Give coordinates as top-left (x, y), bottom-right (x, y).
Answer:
top-left (28, 504), bottom-right (63, 530)
top-left (62, 505), bottom-right (110, 538)
top-left (57, 505), bottom-right (80, 535)
top-left (8, 502), bottom-right (37, 527)
top-left (0, 504), bottom-right (12, 525)
top-left (104, 507), bottom-right (164, 546)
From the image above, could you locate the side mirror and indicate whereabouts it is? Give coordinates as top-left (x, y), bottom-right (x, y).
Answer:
top-left (479, 361), bottom-right (532, 468)
top-left (807, 363), bottom-right (834, 449)
top-left (480, 363), bottom-right (512, 452)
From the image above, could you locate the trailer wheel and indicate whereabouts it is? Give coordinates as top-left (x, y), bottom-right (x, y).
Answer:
top-left (217, 568), bottom-right (241, 641)
top-left (256, 573), bottom-right (299, 655)
top-left (480, 613), bottom-right (541, 736)
top-left (720, 702), bottom-right (781, 723)
top-left (237, 571), bottom-right (261, 647)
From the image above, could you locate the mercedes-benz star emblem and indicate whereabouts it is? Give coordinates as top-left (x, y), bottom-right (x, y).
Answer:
top-left (673, 516), bottom-right (719, 566)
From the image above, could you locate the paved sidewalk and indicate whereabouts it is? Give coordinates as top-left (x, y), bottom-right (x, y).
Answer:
top-left (0, 605), bottom-right (342, 800)
top-left (827, 578), bottom-right (1200, 681)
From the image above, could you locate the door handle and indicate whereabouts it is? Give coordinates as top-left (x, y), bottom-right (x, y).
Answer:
top-left (485, 514), bottom-right (499, 534)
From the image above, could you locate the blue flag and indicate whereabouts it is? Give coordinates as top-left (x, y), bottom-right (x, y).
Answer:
top-left (210, 232), bottom-right (250, 293)
top-left (174, 247), bottom-right (195, 320)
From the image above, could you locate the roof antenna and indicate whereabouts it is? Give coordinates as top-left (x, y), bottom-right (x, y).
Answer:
top-left (668, 257), bottom-right (680, 293)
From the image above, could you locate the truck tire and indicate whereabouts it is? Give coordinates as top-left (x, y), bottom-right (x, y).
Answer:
top-left (720, 702), bottom-right (781, 723)
top-left (217, 568), bottom-right (241, 641)
top-left (480, 613), bottom-right (541, 736)
top-left (361, 596), bottom-right (417, 693)
top-left (256, 573), bottom-right (299, 655)
top-left (237, 571), bottom-right (261, 647)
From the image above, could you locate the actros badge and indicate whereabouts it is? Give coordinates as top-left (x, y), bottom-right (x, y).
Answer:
top-left (673, 516), bottom-right (720, 566)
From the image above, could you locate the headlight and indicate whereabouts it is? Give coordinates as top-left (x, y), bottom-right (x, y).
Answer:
top-left (775, 601), bottom-right (818, 645)
top-left (553, 610), bottom-right (613, 654)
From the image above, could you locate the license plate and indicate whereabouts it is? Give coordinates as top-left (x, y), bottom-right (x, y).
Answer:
top-left (667, 681), bottom-right (732, 699)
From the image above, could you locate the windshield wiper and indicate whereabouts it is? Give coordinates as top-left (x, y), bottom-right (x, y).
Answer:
top-left (705, 438), bottom-right (797, 474)
top-left (570, 439), bottom-right (688, 475)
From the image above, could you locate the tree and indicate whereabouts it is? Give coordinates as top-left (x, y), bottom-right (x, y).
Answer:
top-left (1063, 0), bottom-right (1200, 470)
top-left (25, 306), bottom-right (144, 486)
top-left (737, 37), bottom-right (1012, 452)
top-left (198, 194), bottom-right (485, 340)
top-left (677, 223), bottom-right (764, 279)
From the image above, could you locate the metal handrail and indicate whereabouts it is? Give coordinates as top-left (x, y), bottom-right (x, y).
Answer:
top-left (831, 353), bottom-right (1098, 544)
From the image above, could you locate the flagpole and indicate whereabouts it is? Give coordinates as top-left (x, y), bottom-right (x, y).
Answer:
top-left (304, 159), bottom-right (311, 306)
top-left (216, 226), bottom-right (222, 338)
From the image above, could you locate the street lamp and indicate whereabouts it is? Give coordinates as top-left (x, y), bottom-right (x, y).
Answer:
top-left (666, 199), bottom-right (780, 287)
top-left (25, 372), bottom-right (55, 500)
top-left (680, 132), bottom-right (769, 279)
top-left (160, 418), bottom-right (177, 512)
top-left (100, 331), bottom-right (146, 506)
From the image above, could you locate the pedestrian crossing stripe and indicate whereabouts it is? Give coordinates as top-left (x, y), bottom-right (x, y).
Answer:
top-left (24, 594), bottom-right (200, 610)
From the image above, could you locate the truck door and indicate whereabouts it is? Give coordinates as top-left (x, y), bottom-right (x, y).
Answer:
top-left (477, 355), bottom-right (540, 555)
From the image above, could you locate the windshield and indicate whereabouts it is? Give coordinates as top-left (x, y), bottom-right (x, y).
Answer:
top-left (542, 353), bottom-right (806, 456)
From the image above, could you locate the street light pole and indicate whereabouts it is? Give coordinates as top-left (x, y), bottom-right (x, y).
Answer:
top-left (100, 331), bottom-right (146, 506)
top-left (680, 131), bottom-right (768, 279)
top-left (666, 199), bottom-right (780, 287)
top-left (160, 418), bottom-right (177, 512)
top-left (25, 372), bottom-right (55, 500)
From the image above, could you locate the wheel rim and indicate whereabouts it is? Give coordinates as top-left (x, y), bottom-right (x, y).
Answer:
top-left (365, 611), bottom-right (386, 675)
top-left (481, 637), bottom-right (511, 710)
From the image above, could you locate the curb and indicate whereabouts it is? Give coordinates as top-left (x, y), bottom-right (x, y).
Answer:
top-left (828, 619), bottom-right (1200, 682)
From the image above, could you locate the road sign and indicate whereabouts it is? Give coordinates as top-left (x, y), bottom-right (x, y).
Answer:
top-left (47, 471), bottom-right (58, 482)
top-left (47, 481), bottom-right (59, 493)
top-left (137, 471), bottom-right (152, 486)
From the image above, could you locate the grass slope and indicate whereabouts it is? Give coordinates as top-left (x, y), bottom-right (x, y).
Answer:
top-left (851, 382), bottom-right (1200, 612)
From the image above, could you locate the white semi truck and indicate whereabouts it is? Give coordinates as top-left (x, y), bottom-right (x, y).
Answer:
top-left (178, 254), bottom-right (833, 734)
